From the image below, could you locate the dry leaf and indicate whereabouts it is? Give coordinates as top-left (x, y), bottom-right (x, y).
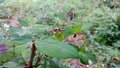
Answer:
top-left (9, 13), bottom-right (19, 27)
top-left (65, 32), bottom-right (86, 48)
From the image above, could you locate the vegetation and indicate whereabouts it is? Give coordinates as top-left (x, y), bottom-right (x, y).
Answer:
top-left (0, 0), bottom-right (120, 68)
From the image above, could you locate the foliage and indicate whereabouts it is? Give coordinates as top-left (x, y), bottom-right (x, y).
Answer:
top-left (0, 0), bottom-right (120, 68)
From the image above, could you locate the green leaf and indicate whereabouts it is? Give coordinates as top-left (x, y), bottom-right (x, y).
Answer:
top-left (36, 39), bottom-right (79, 59)
top-left (47, 59), bottom-right (62, 68)
top-left (56, 13), bottom-right (65, 20)
top-left (63, 25), bottom-right (73, 38)
top-left (63, 24), bottom-right (82, 38)
top-left (18, 18), bottom-right (29, 26)
top-left (53, 32), bottom-right (64, 41)
top-left (8, 45), bottom-right (27, 56)
top-left (27, 16), bottom-right (35, 24)
top-left (5, 41), bottom-right (25, 48)
top-left (117, 15), bottom-right (120, 23)
top-left (79, 51), bottom-right (97, 65)
top-left (0, 53), bottom-right (14, 65)
top-left (29, 24), bottom-right (51, 35)
top-left (85, 52), bottom-right (97, 64)
top-left (72, 24), bottom-right (82, 34)
top-left (81, 23), bottom-right (92, 31)
top-left (13, 34), bottom-right (33, 43)
top-left (2, 62), bottom-right (17, 68)
top-left (9, 26), bottom-right (22, 31)
top-left (79, 52), bottom-right (89, 64)
top-left (79, 45), bottom-right (86, 52)
top-left (0, 44), bottom-right (27, 65)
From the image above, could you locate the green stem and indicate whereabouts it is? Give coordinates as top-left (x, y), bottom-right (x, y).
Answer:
top-left (42, 56), bottom-right (47, 68)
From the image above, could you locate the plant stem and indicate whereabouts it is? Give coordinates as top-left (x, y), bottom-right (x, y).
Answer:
top-left (43, 56), bottom-right (47, 68)
top-left (20, 54), bottom-right (28, 64)
top-left (29, 40), bottom-right (36, 68)
top-left (35, 53), bottom-right (43, 67)
top-left (41, 56), bottom-right (47, 68)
